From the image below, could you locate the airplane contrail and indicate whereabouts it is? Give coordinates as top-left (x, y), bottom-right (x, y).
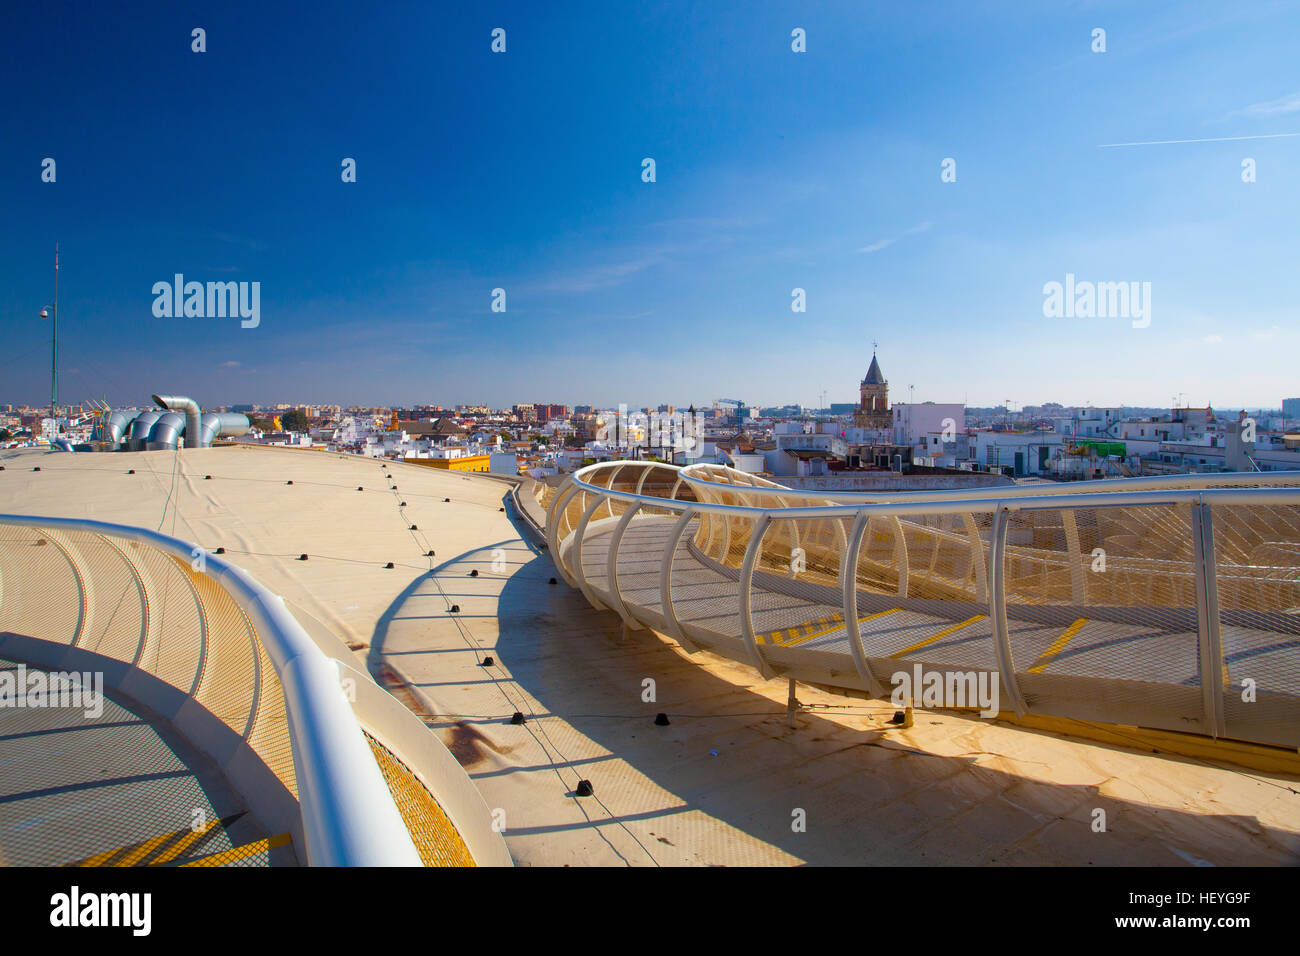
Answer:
top-left (1099, 132), bottom-right (1300, 148)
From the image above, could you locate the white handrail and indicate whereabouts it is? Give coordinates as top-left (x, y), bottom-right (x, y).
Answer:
top-left (676, 462), bottom-right (1300, 505)
top-left (0, 513), bottom-right (423, 867)
top-left (565, 461), bottom-right (1300, 518)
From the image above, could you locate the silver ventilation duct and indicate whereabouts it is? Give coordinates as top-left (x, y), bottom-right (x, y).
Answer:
top-left (199, 412), bottom-right (252, 447)
top-left (92, 399), bottom-right (251, 451)
top-left (128, 410), bottom-right (163, 451)
top-left (102, 409), bottom-right (142, 448)
top-left (153, 395), bottom-right (202, 447)
top-left (146, 412), bottom-right (186, 450)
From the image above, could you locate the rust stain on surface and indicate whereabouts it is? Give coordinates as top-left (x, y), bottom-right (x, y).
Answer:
top-left (443, 721), bottom-right (502, 768)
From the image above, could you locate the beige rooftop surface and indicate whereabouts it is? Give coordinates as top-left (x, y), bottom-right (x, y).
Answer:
top-left (4, 444), bottom-right (1298, 866)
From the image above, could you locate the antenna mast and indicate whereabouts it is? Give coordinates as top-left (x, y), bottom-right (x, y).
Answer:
top-left (51, 243), bottom-right (59, 430)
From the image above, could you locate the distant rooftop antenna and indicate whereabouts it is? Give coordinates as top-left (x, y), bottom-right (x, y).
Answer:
top-left (37, 243), bottom-right (58, 429)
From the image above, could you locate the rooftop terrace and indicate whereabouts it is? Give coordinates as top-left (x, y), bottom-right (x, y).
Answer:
top-left (3, 444), bottom-right (1298, 866)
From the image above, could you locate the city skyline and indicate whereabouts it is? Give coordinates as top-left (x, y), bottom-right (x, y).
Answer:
top-left (4, 1), bottom-right (1299, 410)
top-left (5, 1), bottom-right (1300, 894)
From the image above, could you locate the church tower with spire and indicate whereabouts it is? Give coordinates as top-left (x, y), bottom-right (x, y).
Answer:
top-left (854, 347), bottom-right (890, 429)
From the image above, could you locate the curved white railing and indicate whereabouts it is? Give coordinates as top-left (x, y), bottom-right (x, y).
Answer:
top-left (0, 513), bottom-right (423, 867)
top-left (547, 463), bottom-right (1300, 750)
top-left (675, 460), bottom-right (1300, 503)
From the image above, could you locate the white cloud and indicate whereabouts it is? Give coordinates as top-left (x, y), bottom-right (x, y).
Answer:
top-left (1202, 334), bottom-right (1223, 343)
top-left (857, 238), bottom-right (896, 254)
top-left (220, 360), bottom-right (241, 368)
top-left (1237, 91), bottom-right (1300, 117)
top-left (534, 255), bottom-right (664, 293)
top-left (857, 221), bottom-right (932, 254)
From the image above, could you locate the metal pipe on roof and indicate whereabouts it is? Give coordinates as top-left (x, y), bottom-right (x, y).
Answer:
top-left (153, 395), bottom-right (203, 448)
top-left (101, 403), bottom-right (248, 451)
top-left (199, 411), bottom-right (251, 446)
top-left (146, 411), bottom-right (186, 450)
top-left (127, 410), bottom-right (163, 451)
top-left (102, 409), bottom-right (141, 448)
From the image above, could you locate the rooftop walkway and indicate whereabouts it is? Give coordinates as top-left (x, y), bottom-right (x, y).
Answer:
top-left (4, 445), bottom-right (1297, 866)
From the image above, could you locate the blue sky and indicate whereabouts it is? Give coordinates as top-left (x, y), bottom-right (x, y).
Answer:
top-left (3, 0), bottom-right (1298, 411)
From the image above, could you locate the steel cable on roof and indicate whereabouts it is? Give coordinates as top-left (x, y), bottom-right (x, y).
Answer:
top-left (384, 476), bottom-right (660, 866)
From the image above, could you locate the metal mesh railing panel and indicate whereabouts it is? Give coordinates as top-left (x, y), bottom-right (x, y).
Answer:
top-left (0, 526), bottom-right (82, 644)
top-left (78, 534), bottom-right (149, 662)
top-left (612, 504), bottom-right (679, 617)
top-left (129, 547), bottom-right (204, 693)
top-left (365, 732), bottom-right (475, 867)
top-left (748, 517), bottom-right (850, 647)
top-left (1006, 504), bottom-right (1202, 728)
top-left (0, 527), bottom-right (299, 799)
top-left (1211, 503), bottom-right (1300, 747)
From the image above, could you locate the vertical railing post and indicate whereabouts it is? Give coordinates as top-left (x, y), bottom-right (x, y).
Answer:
top-left (605, 501), bottom-right (642, 628)
top-left (890, 516), bottom-right (910, 596)
top-left (1192, 499), bottom-right (1226, 738)
top-left (659, 507), bottom-right (697, 649)
top-left (571, 495), bottom-right (609, 612)
top-left (772, 496), bottom-right (800, 571)
top-left (842, 511), bottom-right (887, 698)
top-left (601, 464), bottom-right (625, 519)
top-left (989, 505), bottom-right (1027, 716)
top-left (719, 488), bottom-right (734, 564)
top-left (739, 514), bottom-right (776, 679)
top-left (1061, 509), bottom-right (1087, 603)
top-left (961, 512), bottom-right (988, 603)
top-left (544, 476), bottom-right (572, 532)
top-left (831, 513), bottom-right (848, 563)
top-left (545, 481), bottom-right (582, 588)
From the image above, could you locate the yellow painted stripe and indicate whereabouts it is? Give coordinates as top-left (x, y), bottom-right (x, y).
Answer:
top-left (999, 713), bottom-right (1300, 776)
top-left (778, 608), bottom-right (900, 648)
top-left (69, 845), bottom-right (130, 868)
top-left (149, 819), bottom-right (222, 866)
top-left (115, 828), bottom-right (183, 868)
top-left (65, 817), bottom-right (221, 868)
top-left (778, 626), bottom-right (838, 648)
top-left (890, 614), bottom-right (987, 659)
top-left (180, 832), bottom-right (291, 867)
top-left (756, 613), bottom-right (842, 646)
top-left (67, 815), bottom-right (235, 868)
top-left (1027, 618), bottom-right (1089, 674)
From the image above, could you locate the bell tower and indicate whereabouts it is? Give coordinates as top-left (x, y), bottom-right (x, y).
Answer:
top-left (854, 344), bottom-right (890, 429)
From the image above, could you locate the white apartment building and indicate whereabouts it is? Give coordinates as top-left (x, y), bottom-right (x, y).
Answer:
top-left (972, 430), bottom-right (1065, 477)
top-left (1051, 407), bottom-right (1125, 438)
top-left (764, 423), bottom-right (848, 476)
top-left (727, 452), bottom-right (767, 474)
top-left (892, 402), bottom-right (965, 456)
